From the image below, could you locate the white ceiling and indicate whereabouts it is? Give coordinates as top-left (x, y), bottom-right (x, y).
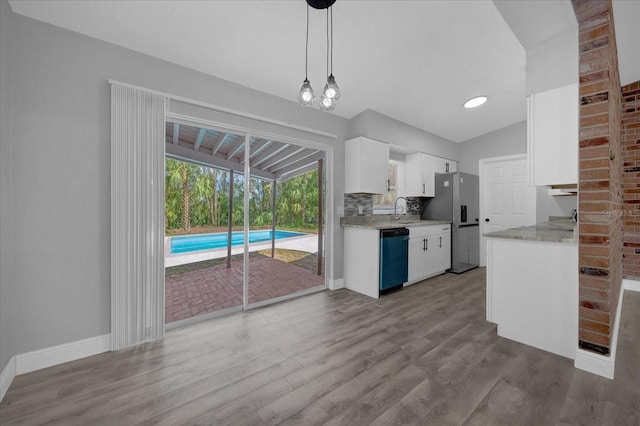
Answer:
top-left (7, 1), bottom-right (638, 143)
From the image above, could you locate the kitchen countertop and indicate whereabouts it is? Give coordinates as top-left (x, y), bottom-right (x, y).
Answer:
top-left (340, 215), bottom-right (450, 230)
top-left (484, 219), bottom-right (577, 244)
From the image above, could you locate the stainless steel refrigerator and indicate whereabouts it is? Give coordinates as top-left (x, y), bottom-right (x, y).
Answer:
top-left (421, 172), bottom-right (479, 273)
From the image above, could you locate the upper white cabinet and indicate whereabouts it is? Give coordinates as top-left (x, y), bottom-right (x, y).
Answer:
top-left (433, 156), bottom-right (457, 173)
top-left (406, 153), bottom-right (457, 197)
top-left (345, 137), bottom-right (389, 194)
top-left (527, 83), bottom-right (579, 186)
top-left (405, 153), bottom-right (435, 197)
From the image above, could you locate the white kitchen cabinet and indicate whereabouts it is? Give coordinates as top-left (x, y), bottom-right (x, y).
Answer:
top-left (527, 83), bottom-right (578, 186)
top-left (486, 236), bottom-right (577, 360)
top-left (407, 225), bottom-right (451, 284)
top-left (432, 156), bottom-right (457, 174)
top-left (345, 137), bottom-right (389, 194)
top-left (343, 227), bottom-right (380, 298)
top-left (405, 153), bottom-right (435, 197)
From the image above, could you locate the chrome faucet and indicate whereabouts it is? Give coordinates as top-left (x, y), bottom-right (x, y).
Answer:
top-left (393, 197), bottom-right (407, 219)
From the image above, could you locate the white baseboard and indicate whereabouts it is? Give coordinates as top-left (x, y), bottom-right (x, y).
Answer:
top-left (574, 282), bottom-right (626, 379)
top-left (0, 356), bottom-right (16, 403)
top-left (574, 348), bottom-right (615, 379)
top-left (15, 334), bottom-right (111, 375)
top-left (623, 278), bottom-right (640, 292)
top-left (329, 278), bottom-right (344, 290)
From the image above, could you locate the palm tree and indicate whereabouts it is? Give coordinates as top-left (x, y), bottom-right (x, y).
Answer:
top-left (166, 158), bottom-right (195, 231)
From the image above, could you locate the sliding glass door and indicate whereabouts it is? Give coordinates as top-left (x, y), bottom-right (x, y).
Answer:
top-left (164, 123), bottom-right (326, 326)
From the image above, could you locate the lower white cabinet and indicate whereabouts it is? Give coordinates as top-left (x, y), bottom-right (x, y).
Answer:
top-left (486, 236), bottom-right (578, 359)
top-left (407, 225), bottom-right (451, 284)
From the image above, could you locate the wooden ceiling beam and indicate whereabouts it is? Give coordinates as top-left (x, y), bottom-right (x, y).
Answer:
top-left (252, 143), bottom-right (290, 168)
top-left (212, 133), bottom-right (231, 157)
top-left (166, 143), bottom-right (275, 181)
top-left (261, 146), bottom-right (305, 170)
top-left (278, 161), bottom-right (319, 182)
top-left (193, 128), bottom-right (206, 151)
top-left (268, 148), bottom-right (316, 173)
top-left (275, 151), bottom-right (324, 180)
top-left (226, 138), bottom-right (245, 160)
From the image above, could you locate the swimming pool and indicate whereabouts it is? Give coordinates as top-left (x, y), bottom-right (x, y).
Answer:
top-left (170, 230), bottom-right (306, 254)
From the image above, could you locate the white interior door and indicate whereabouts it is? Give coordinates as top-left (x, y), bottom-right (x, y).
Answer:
top-left (479, 155), bottom-right (537, 266)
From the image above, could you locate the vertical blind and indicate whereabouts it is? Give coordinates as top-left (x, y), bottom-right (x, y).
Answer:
top-left (111, 84), bottom-right (166, 350)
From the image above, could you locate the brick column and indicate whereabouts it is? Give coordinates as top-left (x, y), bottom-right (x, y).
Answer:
top-left (572, 0), bottom-right (622, 356)
top-left (622, 82), bottom-right (640, 278)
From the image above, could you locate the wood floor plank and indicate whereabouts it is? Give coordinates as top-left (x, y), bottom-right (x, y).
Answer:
top-left (463, 380), bottom-right (528, 426)
top-left (1, 267), bottom-right (638, 426)
top-left (322, 364), bottom-right (429, 426)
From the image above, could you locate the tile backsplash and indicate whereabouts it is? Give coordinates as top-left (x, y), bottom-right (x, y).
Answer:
top-left (343, 193), bottom-right (423, 217)
top-left (406, 197), bottom-right (421, 215)
top-left (344, 193), bottom-right (373, 216)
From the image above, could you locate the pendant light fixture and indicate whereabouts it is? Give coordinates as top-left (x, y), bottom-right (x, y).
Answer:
top-left (320, 5), bottom-right (338, 112)
top-left (298, 0), bottom-right (340, 112)
top-left (297, 4), bottom-right (315, 106)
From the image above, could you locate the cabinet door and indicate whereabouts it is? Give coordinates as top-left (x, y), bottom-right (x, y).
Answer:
top-left (345, 137), bottom-right (389, 194)
top-left (439, 230), bottom-right (452, 270)
top-left (432, 157), bottom-right (457, 174)
top-left (408, 237), bottom-right (427, 283)
top-left (361, 139), bottom-right (389, 194)
top-left (405, 153), bottom-right (423, 197)
top-left (527, 83), bottom-right (578, 186)
top-left (421, 155), bottom-right (435, 197)
top-left (423, 234), bottom-right (438, 276)
top-left (406, 153), bottom-right (437, 197)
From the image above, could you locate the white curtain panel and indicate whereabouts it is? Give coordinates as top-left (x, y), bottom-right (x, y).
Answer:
top-left (111, 84), bottom-right (166, 350)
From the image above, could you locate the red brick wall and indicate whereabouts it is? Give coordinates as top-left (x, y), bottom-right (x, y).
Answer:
top-left (622, 81), bottom-right (640, 278)
top-left (572, 0), bottom-right (623, 356)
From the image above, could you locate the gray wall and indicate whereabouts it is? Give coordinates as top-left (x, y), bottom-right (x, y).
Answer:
top-left (1, 0), bottom-right (15, 374)
top-left (0, 2), bottom-right (348, 373)
top-left (457, 121), bottom-right (527, 175)
top-left (347, 110), bottom-right (459, 161)
top-left (457, 120), bottom-right (577, 221)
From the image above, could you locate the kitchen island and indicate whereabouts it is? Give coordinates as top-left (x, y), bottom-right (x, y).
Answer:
top-left (341, 215), bottom-right (451, 298)
top-left (485, 219), bottom-right (578, 359)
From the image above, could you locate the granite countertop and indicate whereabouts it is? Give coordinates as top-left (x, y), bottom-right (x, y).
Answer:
top-left (340, 215), bottom-right (451, 230)
top-left (484, 219), bottom-right (577, 244)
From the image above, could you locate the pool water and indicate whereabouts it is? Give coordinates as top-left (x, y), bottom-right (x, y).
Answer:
top-left (170, 230), bottom-right (305, 254)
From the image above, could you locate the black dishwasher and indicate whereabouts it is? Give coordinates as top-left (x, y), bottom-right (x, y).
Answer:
top-left (379, 228), bottom-right (410, 293)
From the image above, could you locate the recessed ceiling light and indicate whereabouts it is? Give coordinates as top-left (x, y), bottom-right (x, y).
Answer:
top-left (464, 96), bottom-right (488, 109)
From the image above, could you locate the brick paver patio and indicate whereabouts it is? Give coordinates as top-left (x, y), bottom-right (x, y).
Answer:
top-left (165, 256), bottom-right (325, 324)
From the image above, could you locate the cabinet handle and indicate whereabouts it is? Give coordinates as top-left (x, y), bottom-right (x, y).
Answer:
top-left (426, 238), bottom-right (428, 251)
top-left (439, 236), bottom-right (442, 248)
top-left (423, 238), bottom-right (426, 251)
top-left (387, 179), bottom-right (390, 192)
top-left (422, 183), bottom-right (425, 194)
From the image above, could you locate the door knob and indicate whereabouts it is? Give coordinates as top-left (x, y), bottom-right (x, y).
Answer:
top-left (485, 218), bottom-right (490, 222)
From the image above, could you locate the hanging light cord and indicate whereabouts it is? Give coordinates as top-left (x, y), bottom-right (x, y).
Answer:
top-left (330, 6), bottom-right (333, 75)
top-left (326, 6), bottom-right (330, 79)
top-left (305, 4), bottom-right (310, 79)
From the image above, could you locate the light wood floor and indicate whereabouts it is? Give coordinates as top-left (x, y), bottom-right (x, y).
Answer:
top-left (1, 268), bottom-right (638, 425)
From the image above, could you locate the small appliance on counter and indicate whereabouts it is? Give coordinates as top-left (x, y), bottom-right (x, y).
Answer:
top-left (422, 172), bottom-right (479, 273)
top-left (379, 228), bottom-right (409, 293)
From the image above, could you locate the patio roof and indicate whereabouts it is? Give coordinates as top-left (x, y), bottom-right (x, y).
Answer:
top-left (165, 122), bottom-right (324, 181)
